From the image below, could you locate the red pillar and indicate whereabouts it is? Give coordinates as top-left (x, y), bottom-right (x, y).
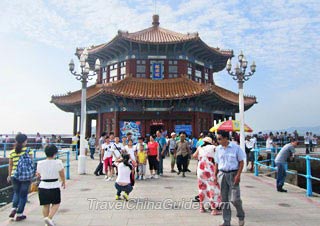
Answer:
top-left (97, 68), bottom-right (102, 84)
top-left (178, 60), bottom-right (188, 76)
top-left (201, 66), bottom-right (205, 83)
top-left (209, 69), bottom-right (214, 84)
top-left (117, 62), bottom-right (121, 80)
top-left (129, 59), bottom-right (136, 77)
top-left (86, 115), bottom-right (91, 138)
top-left (114, 111), bottom-right (119, 137)
top-left (96, 113), bottom-right (103, 137)
top-left (192, 112), bottom-right (198, 137)
top-left (164, 59), bottom-right (169, 79)
top-left (192, 63), bottom-right (195, 81)
top-left (107, 65), bottom-right (110, 82)
top-left (146, 60), bottom-right (150, 78)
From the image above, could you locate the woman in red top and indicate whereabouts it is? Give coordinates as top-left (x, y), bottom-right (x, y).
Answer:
top-left (147, 136), bottom-right (159, 179)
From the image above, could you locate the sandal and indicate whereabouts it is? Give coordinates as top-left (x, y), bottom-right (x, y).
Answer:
top-left (211, 209), bottom-right (222, 215)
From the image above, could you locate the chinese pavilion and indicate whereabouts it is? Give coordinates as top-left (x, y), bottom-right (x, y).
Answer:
top-left (51, 15), bottom-right (256, 139)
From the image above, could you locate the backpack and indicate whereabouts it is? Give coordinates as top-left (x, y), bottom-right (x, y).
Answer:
top-left (14, 149), bottom-right (34, 181)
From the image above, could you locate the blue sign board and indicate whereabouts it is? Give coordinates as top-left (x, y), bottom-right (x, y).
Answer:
top-left (152, 63), bottom-right (162, 80)
top-left (119, 121), bottom-right (142, 144)
top-left (175, 125), bottom-right (192, 136)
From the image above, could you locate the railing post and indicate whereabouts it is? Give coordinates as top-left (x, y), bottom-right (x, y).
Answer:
top-left (306, 155), bottom-right (312, 197)
top-left (66, 151), bottom-right (70, 180)
top-left (254, 148), bottom-right (259, 176)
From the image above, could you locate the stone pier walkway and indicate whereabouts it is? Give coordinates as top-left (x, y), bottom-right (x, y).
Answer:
top-left (0, 156), bottom-right (319, 226)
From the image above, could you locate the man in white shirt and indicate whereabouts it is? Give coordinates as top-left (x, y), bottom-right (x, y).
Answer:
top-left (135, 137), bottom-right (147, 152)
top-left (42, 136), bottom-right (48, 149)
top-left (266, 133), bottom-right (276, 166)
top-left (214, 131), bottom-right (245, 226)
top-left (94, 132), bottom-right (107, 176)
top-left (0, 134), bottom-right (4, 143)
top-left (111, 137), bottom-right (123, 176)
top-left (71, 134), bottom-right (78, 153)
top-left (88, 135), bottom-right (96, 160)
top-left (101, 137), bottom-right (115, 181)
top-left (124, 140), bottom-right (136, 162)
top-left (112, 137), bottom-right (123, 159)
top-left (245, 135), bottom-right (254, 172)
top-left (304, 132), bottom-right (310, 154)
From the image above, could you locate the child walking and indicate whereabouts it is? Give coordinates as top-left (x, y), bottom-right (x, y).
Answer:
top-left (36, 145), bottom-right (66, 226)
top-left (137, 144), bottom-right (147, 180)
top-left (114, 154), bottom-right (134, 201)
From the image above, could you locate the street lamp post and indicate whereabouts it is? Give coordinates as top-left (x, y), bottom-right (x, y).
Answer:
top-left (69, 48), bottom-right (100, 174)
top-left (226, 51), bottom-right (256, 172)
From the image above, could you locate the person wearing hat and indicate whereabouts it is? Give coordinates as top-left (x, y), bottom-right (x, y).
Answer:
top-left (193, 136), bottom-right (221, 215)
top-left (7, 134), bottom-right (33, 221)
top-left (168, 132), bottom-right (177, 173)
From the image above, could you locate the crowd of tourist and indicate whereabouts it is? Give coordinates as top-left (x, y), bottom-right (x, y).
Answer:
top-left (4, 128), bottom-right (318, 226)
top-left (304, 132), bottom-right (318, 153)
top-left (88, 129), bottom-right (246, 226)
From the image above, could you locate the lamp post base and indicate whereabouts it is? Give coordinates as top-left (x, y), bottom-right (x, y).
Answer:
top-left (78, 155), bottom-right (87, 174)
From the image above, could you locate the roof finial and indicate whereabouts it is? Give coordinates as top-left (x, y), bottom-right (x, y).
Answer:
top-left (152, 14), bottom-right (160, 27)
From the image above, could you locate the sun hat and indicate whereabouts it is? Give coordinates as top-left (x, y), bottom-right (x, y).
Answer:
top-left (202, 136), bottom-right (213, 144)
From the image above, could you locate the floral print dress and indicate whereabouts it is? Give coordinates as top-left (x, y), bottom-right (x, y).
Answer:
top-left (197, 145), bottom-right (221, 210)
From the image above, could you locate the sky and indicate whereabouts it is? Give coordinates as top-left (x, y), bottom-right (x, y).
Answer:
top-left (0, 0), bottom-right (319, 135)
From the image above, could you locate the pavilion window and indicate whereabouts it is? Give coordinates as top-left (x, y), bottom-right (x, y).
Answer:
top-left (195, 70), bottom-right (202, 83)
top-left (137, 65), bottom-right (146, 72)
top-left (102, 67), bottom-right (107, 83)
top-left (204, 68), bottom-right (209, 83)
top-left (195, 64), bottom-right (203, 83)
top-left (120, 61), bottom-right (126, 80)
top-left (168, 60), bottom-right (178, 78)
top-left (136, 60), bottom-right (146, 78)
top-left (109, 63), bottom-right (118, 82)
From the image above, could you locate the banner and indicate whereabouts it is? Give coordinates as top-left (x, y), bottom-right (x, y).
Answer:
top-left (152, 63), bottom-right (162, 80)
top-left (119, 121), bottom-right (142, 143)
top-left (174, 125), bottom-right (192, 136)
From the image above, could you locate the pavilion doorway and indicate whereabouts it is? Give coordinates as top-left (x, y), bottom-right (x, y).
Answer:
top-left (150, 125), bottom-right (164, 137)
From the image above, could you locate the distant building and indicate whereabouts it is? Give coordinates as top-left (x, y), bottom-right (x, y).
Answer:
top-left (51, 15), bottom-right (256, 138)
